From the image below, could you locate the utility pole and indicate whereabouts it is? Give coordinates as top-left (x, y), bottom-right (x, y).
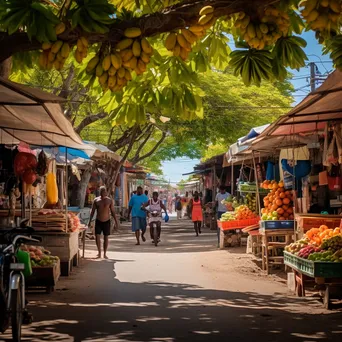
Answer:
top-left (309, 62), bottom-right (316, 92)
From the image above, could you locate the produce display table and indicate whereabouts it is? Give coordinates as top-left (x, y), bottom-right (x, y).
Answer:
top-left (260, 228), bottom-right (294, 274)
top-left (26, 259), bottom-right (61, 293)
top-left (284, 251), bottom-right (342, 309)
top-left (217, 220), bottom-right (252, 249)
top-left (295, 214), bottom-right (341, 239)
top-left (31, 230), bottom-right (80, 276)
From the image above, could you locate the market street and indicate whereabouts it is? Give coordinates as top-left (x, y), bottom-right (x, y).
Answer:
top-left (3, 218), bottom-right (342, 342)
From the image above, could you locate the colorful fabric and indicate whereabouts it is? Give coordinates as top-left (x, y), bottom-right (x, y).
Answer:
top-left (192, 199), bottom-right (203, 222)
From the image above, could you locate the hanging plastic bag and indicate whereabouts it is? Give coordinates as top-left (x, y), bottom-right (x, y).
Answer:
top-left (46, 160), bottom-right (58, 205)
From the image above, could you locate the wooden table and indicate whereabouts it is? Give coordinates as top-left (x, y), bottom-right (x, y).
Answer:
top-left (260, 228), bottom-right (294, 275)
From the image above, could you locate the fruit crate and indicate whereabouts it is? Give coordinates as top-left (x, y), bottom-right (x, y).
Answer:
top-left (260, 220), bottom-right (294, 230)
top-left (26, 259), bottom-right (61, 293)
top-left (218, 217), bottom-right (260, 230)
top-left (284, 251), bottom-right (342, 278)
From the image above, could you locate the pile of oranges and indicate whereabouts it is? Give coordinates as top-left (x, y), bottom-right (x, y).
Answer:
top-left (305, 225), bottom-right (341, 246)
top-left (235, 205), bottom-right (258, 220)
top-left (261, 180), bottom-right (294, 220)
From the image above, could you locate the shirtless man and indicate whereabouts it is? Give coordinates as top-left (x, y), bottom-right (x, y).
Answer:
top-left (88, 186), bottom-right (118, 259)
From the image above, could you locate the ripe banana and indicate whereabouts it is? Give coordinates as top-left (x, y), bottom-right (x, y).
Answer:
top-left (165, 33), bottom-right (177, 50)
top-left (140, 51), bottom-right (150, 64)
top-left (116, 38), bottom-right (133, 51)
top-left (102, 55), bottom-right (112, 71)
top-left (111, 53), bottom-right (122, 69)
top-left (55, 22), bottom-right (66, 35)
top-left (86, 56), bottom-right (100, 73)
top-left (124, 27), bottom-right (142, 38)
top-left (99, 72), bottom-right (108, 85)
top-left (198, 13), bottom-right (213, 25)
top-left (125, 69), bottom-right (132, 81)
top-left (108, 66), bottom-right (116, 76)
top-left (42, 42), bottom-right (52, 50)
top-left (51, 40), bottom-right (63, 54)
top-left (177, 34), bottom-right (191, 50)
top-left (118, 67), bottom-right (126, 78)
top-left (61, 43), bottom-right (70, 58)
top-left (141, 38), bottom-right (153, 54)
top-left (199, 6), bottom-right (213, 16)
top-left (173, 44), bottom-right (181, 57)
top-left (138, 59), bottom-right (146, 72)
top-left (122, 49), bottom-right (134, 62)
top-left (108, 76), bottom-right (116, 88)
top-left (132, 40), bottom-right (141, 57)
top-left (39, 52), bottom-right (48, 69)
top-left (181, 29), bottom-right (197, 44)
top-left (74, 50), bottom-right (83, 63)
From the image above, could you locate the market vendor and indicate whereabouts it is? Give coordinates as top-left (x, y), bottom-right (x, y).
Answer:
top-left (88, 186), bottom-right (118, 259)
top-left (215, 185), bottom-right (230, 219)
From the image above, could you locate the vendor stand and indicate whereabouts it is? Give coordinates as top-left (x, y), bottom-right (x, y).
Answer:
top-left (249, 70), bottom-right (342, 305)
top-left (0, 77), bottom-right (91, 280)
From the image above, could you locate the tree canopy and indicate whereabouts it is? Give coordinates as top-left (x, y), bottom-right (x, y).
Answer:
top-left (0, 0), bottom-right (341, 124)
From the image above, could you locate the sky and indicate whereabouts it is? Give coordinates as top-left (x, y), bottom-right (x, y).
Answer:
top-left (161, 30), bottom-right (334, 184)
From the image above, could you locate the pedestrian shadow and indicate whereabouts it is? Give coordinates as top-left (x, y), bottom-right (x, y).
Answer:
top-left (8, 259), bottom-right (342, 342)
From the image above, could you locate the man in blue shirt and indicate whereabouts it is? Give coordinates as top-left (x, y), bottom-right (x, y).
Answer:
top-left (128, 186), bottom-right (149, 245)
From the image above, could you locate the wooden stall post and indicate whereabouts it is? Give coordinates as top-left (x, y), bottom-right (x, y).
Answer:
top-left (252, 151), bottom-right (261, 217)
top-left (65, 148), bottom-right (68, 232)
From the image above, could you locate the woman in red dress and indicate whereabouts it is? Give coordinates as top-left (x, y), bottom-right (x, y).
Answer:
top-left (189, 191), bottom-right (203, 236)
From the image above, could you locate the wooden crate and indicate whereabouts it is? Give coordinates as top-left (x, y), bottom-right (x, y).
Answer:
top-left (26, 259), bottom-right (60, 293)
top-left (30, 231), bottom-right (79, 276)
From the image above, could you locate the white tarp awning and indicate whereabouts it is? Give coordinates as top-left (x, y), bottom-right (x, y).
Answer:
top-left (0, 77), bottom-right (90, 150)
top-left (84, 141), bottom-right (122, 162)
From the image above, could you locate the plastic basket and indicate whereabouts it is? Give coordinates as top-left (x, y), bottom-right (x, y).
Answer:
top-left (218, 217), bottom-right (260, 230)
top-left (284, 251), bottom-right (342, 278)
top-left (260, 220), bottom-right (294, 230)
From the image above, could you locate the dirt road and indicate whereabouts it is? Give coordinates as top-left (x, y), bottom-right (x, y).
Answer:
top-left (2, 219), bottom-right (342, 341)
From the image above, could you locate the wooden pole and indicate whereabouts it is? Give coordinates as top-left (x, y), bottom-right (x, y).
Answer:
top-left (231, 160), bottom-right (234, 195)
top-left (65, 148), bottom-right (68, 232)
top-left (252, 151), bottom-right (261, 217)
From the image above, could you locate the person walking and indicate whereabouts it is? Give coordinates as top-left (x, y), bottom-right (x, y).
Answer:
top-left (215, 185), bottom-right (230, 246)
top-left (189, 191), bottom-right (203, 236)
top-left (175, 196), bottom-right (182, 220)
top-left (128, 186), bottom-right (149, 245)
top-left (88, 186), bottom-right (118, 259)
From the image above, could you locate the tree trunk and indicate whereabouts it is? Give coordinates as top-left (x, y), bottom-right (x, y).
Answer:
top-left (0, 58), bottom-right (12, 78)
top-left (77, 167), bottom-right (92, 209)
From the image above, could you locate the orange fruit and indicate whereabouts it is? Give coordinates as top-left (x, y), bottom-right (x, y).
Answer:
top-left (287, 207), bottom-right (293, 214)
top-left (279, 192), bottom-right (285, 199)
top-left (283, 198), bottom-right (290, 205)
top-left (289, 214), bottom-right (294, 220)
top-left (279, 216), bottom-right (285, 220)
top-left (277, 208), bottom-right (284, 215)
top-left (282, 205), bottom-right (289, 211)
top-left (278, 181), bottom-right (284, 188)
top-left (283, 212), bottom-right (289, 218)
top-left (275, 199), bottom-right (283, 206)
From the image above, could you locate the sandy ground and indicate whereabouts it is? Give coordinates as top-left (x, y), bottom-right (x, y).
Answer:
top-left (1, 218), bottom-right (342, 341)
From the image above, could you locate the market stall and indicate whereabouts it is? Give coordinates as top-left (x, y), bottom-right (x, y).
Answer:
top-left (241, 71), bottom-right (342, 300)
top-left (0, 77), bottom-right (89, 279)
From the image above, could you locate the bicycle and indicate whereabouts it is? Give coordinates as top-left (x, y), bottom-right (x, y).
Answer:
top-left (0, 221), bottom-right (41, 341)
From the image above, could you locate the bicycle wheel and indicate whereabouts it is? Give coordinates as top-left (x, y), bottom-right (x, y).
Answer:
top-left (11, 288), bottom-right (22, 342)
top-left (154, 225), bottom-right (158, 247)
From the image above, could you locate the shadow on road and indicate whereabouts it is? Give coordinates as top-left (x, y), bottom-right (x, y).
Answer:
top-left (86, 220), bottom-right (219, 254)
top-left (2, 259), bottom-right (341, 342)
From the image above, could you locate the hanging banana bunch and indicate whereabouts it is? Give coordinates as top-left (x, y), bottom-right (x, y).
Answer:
top-left (85, 28), bottom-right (153, 93)
top-left (164, 5), bottom-right (216, 61)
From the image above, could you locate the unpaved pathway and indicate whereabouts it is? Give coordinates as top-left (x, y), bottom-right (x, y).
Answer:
top-left (2, 219), bottom-right (342, 341)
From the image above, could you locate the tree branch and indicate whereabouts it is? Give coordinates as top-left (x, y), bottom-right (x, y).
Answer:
top-left (131, 131), bottom-right (167, 165)
top-left (0, 0), bottom-right (276, 62)
top-left (131, 125), bottom-right (154, 162)
top-left (75, 111), bottom-right (107, 134)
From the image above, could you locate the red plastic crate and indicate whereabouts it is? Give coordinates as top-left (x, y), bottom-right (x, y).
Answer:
top-left (218, 217), bottom-right (260, 230)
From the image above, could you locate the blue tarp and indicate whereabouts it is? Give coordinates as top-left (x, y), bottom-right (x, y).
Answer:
top-left (238, 124), bottom-right (270, 145)
top-left (58, 147), bottom-right (90, 159)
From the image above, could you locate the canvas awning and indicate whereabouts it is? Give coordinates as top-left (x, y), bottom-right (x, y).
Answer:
top-left (0, 77), bottom-right (89, 150)
top-left (244, 69), bottom-right (342, 152)
top-left (84, 141), bottom-right (122, 162)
